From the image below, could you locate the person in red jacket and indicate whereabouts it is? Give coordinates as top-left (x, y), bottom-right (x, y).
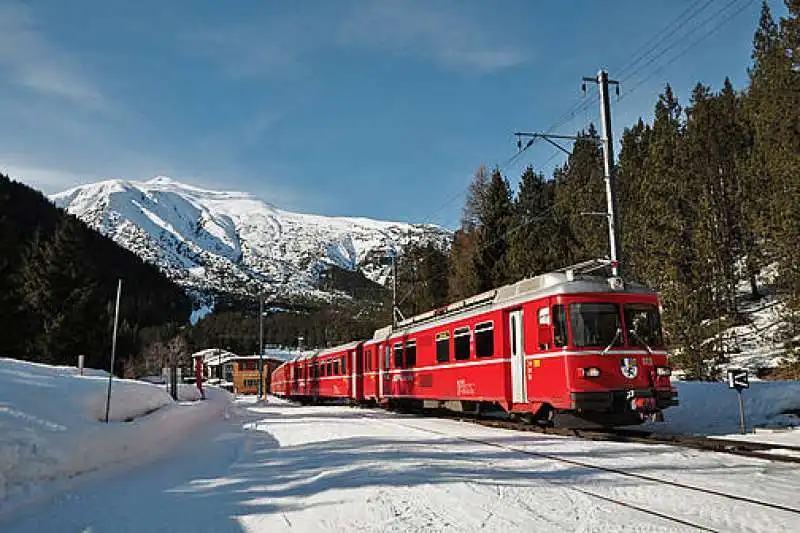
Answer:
top-left (195, 357), bottom-right (205, 400)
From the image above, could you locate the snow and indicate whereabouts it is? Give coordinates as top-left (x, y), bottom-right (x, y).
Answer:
top-left (49, 176), bottom-right (451, 302)
top-left (641, 379), bottom-right (800, 436)
top-left (3, 398), bottom-right (799, 532)
top-left (702, 263), bottom-right (796, 374)
top-left (190, 302), bottom-right (214, 325)
top-left (0, 358), bottom-right (232, 518)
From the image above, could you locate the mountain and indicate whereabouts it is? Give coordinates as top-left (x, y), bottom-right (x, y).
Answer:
top-left (50, 177), bottom-right (451, 303)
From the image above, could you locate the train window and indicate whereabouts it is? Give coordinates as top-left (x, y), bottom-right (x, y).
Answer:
top-left (405, 340), bottom-right (417, 367)
top-left (435, 331), bottom-right (450, 363)
top-left (553, 305), bottom-right (568, 347)
top-left (570, 302), bottom-right (622, 348)
top-left (475, 321), bottom-right (494, 358)
top-left (538, 307), bottom-right (550, 325)
top-left (384, 345), bottom-right (391, 369)
top-left (333, 359), bottom-right (339, 375)
top-left (454, 327), bottom-right (470, 360)
top-left (340, 355), bottom-right (346, 374)
top-left (624, 303), bottom-right (664, 347)
top-left (328, 361), bottom-right (333, 376)
top-left (393, 343), bottom-right (403, 368)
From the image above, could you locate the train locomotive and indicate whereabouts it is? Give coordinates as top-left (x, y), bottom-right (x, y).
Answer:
top-left (271, 259), bottom-right (678, 428)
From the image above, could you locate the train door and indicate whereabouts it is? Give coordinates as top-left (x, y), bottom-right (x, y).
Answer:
top-left (509, 309), bottom-right (526, 403)
top-left (378, 342), bottom-right (387, 398)
top-left (350, 348), bottom-right (357, 398)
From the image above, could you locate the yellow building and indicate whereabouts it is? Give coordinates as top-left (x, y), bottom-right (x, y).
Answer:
top-left (192, 349), bottom-right (292, 395)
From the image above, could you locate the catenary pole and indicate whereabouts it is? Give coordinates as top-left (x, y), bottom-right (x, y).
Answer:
top-left (516, 68), bottom-right (622, 278)
top-left (584, 69), bottom-right (622, 277)
top-left (104, 279), bottom-right (122, 423)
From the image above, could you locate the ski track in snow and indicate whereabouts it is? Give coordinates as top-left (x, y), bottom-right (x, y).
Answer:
top-left (3, 398), bottom-right (799, 532)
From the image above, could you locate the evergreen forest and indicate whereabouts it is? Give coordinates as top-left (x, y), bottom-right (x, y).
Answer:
top-left (0, 174), bottom-right (191, 373)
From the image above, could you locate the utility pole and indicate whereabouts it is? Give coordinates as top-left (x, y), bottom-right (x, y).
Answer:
top-left (392, 251), bottom-right (398, 328)
top-left (583, 69), bottom-right (622, 278)
top-left (259, 292), bottom-right (264, 400)
top-left (389, 249), bottom-right (405, 328)
top-left (104, 279), bottom-right (122, 423)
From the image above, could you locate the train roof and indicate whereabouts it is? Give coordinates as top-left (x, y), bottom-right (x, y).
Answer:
top-left (292, 341), bottom-right (362, 362)
top-left (372, 259), bottom-right (656, 340)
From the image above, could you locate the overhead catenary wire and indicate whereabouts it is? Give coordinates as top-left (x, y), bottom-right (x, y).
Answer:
top-left (619, 0), bottom-right (758, 101)
top-left (615, 0), bottom-right (718, 81)
top-left (424, 0), bottom-right (755, 229)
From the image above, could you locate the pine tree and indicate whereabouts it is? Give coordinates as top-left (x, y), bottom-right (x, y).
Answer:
top-left (617, 118), bottom-right (653, 284)
top-left (632, 85), bottom-right (717, 378)
top-left (744, 1), bottom-right (800, 339)
top-left (17, 217), bottom-right (109, 366)
top-left (508, 166), bottom-right (561, 278)
top-left (472, 169), bottom-right (514, 292)
top-left (448, 165), bottom-right (491, 299)
top-left (448, 229), bottom-right (478, 300)
top-left (461, 164), bottom-right (491, 230)
top-left (553, 125), bottom-right (606, 263)
top-left (396, 242), bottom-right (450, 316)
top-left (683, 80), bottom-right (748, 320)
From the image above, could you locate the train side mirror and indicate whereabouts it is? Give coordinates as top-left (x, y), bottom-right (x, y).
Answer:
top-left (538, 324), bottom-right (552, 350)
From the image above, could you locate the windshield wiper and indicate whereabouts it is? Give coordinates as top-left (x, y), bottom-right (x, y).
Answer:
top-left (602, 327), bottom-right (622, 355)
top-left (629, 330), bottom-right (655, 355)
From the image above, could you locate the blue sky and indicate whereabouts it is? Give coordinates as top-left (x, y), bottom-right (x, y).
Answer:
top-left (0, 0), bottom-right (785, 228)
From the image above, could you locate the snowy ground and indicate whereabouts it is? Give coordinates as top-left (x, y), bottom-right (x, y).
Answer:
top-left (705, 263), bottom-right (797, 374)
top-left (2, 396), bottom-right (799, 533)
top-left (640, 380), bottom-right (800, 438)
top-left (0, 358), bottom-right (231, 518)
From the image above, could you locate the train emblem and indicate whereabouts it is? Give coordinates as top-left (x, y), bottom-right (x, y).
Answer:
top-left (620, 357), bottom-right (639, 379)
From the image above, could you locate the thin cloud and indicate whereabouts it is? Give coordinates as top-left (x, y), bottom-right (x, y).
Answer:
top-left (339, 1), bottom-right (525, 73)
top-left (192, 27), bottom-right (301, 79)
top-left (2, 160), bottom-right (95, 193)
top-left (0, 1), bottom-right (111, 113)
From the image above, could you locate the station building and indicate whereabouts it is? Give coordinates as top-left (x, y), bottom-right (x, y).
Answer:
top-left (192, 347), bottom-right (294, 395)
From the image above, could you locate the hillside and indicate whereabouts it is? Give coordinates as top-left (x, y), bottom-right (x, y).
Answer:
top-left (0, 174), bottom-right (191, 369)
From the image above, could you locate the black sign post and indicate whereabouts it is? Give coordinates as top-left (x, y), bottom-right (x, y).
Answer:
top-left (727, 368), bottom-right (749, 434)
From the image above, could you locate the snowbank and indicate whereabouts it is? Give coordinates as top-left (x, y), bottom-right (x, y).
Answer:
top-left (643, 379), bottom-right (800, 435)
top-left (0, 358), bottom-right (232, 517)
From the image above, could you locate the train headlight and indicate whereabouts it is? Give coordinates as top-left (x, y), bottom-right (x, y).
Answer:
top-left (580, 367), bottom-right (602, 378)
top-left (656, 366), bottom-right (672, 377)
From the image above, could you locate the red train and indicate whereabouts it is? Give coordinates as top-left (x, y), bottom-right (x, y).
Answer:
top-left (271, 260), bottom-right (678, 427)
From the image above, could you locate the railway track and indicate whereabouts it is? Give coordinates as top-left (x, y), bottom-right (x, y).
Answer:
top-left (405, 408), bottom-right (800, 465)
top-left (382, 418), bottom-right (800, 533)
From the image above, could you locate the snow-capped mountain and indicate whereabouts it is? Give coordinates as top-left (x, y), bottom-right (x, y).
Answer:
top-left (50, 177), bottom-right (451, 302)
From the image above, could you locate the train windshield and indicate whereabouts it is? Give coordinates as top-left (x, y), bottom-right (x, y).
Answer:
top-left (569, 303), bottom-right (622, 348)
top-left (624, 303), bottom-right (664, 348)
